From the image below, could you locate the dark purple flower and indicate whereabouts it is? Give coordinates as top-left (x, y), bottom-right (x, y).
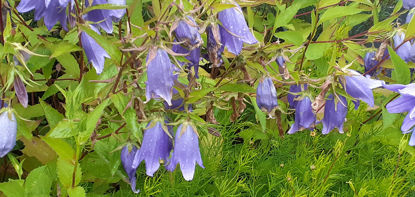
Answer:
top-left (121, 145), bottom-right (139, 194)
top-left (256, 77), bottom-right (278, 113)
top-left (0, 111), bottom-right (17, 158)
top-left (206, 25), bottom-right (224, 67)
top-left (132, 121), bottom-right (172, 176)
top-left (218, 1), bottom-right (257, 55)
top-left (145, 49), bottom-right (178, 106)
top-left (287, 84), bottom-right (308, 109)
top-left (14, 75), bottom-right (28, 108)
top-left (288, 96), bottom-right (316, 134)
top-left (322, 94), bottom-right (347, 134)
top-left (81, 26), bottom-right (110, 74)
top-left (363, 52), bottom-right (378, 76)
top-left (403, 0), bottom-right (415, 9)
top-left (343, 70), bottom-right (384, 107)
top-left (172, 43), bottom-right (200, 78)
top-left (385, 83), bottom-right (415, 146)
top-left (167, 123), bottom-right (204, 181)
top-left (175, 16), bottom-right (202, 45)
top-left (393, 32), bottom-right (415, 62)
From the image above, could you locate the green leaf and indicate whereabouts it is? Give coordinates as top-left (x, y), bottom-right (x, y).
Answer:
top-left (68, 186), bottom-right (86, 197)
top-left (25, 166), bottom-right (54, 197)
top-left (218, 83), bottom-right (255, 93)
top-left (250, 97), bottom-right (267, 132)
top-left (110, 93), bottom-right (141, 140)
top-left (187, 88), bottom-right (215, 103)
top-left (319, 5), bottom-right (363, 24)
top-left (48, 119), bottom-right (76, 138)
top-left (40, 100), bottom-right (64, 129)
top-left (56, 54), bottom-right (80, 77)
top-left (57, 158), bottom-right (82, 188)
top-left (382, 107), bottom-right (399, 131)
top-left (406, 13), bottom-right (415, 40)
top-left (48, 41), bottom-right (81, 58)
top-left (389, 46), bottom-right (410, 84)
top-left (78, 100), bottom-right (110, 144)
top-left (21, 137), bottom-right (57, 164)
top-left (305, 43), bottom-right (331, 60)
top-left (0, 180), bottom-right (25, 197)
top-left (41, 137), bottom-right (75, 162)
top-left (275, 31), bottom-right (305, 46)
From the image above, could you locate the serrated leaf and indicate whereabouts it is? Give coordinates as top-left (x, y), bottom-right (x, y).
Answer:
top-left (41, 137), bottom-right (75, 162)
top-left (0, 180), bottom-right (25, 197)
top-left (78, 100), bottom-right (110, 144)
top-left (319, 5), bottom-right (364, 24)
top-left (40, 100), bottom-right (64, 129)
top-left (56, 54), bottom-right (80, 77)
top-left (68, 186), bottom-right (86, 197)
top-left (389, 46), bottom-right (410, 84)
top-left (25, 166), bottom-right (54, 197)
top-left (250, 97), bottom-right (267, 131)
top-left (57, 158), bottom-right (82, 188)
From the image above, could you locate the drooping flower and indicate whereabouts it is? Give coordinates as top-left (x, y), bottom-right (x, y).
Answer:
top-left (206, 25), bottom-right (224, 67)
top-left (343, 70), bottom-right (384, 107)
top-left (287, 84), bottom-right (308, 109)
top-left (218, 1), bottom-right (257, 55)
top-left (363, 52), bottom-right (378, 76)
top-left (108, 0), bottom-right (127, 22)
top-left (288, 96), bottom-right (316, 134)
top-left (80, 26), bottom-right (110, 74)
top-left (121, 145), bottom-right (140, 194)
top-left (14, 75), bottom-right (28, 108)
top-left (393, 31), bottom-right (415, 62)
top-left (322, 94), bottom-right (348, 134)
top-left (174, 16), bottom-right (202, 45)
top-left (256, 77), bottom-right (278, 113)
top-left (403, 0), bottom-right (415, 9)
top-left (145, 49), bottom-right (178, 106)
top-left (385, 83), bottom-right (415, 146)
top-left (167, 122), bottom-right (204, 181)
top-left (132, 121), bottom-right (172, 176)
top-left (276, 56), bottom-right (285, 68)
top-left (84, 0), bottom-right (114, 34)
top-left (0, 111), bottom-right (17, 158)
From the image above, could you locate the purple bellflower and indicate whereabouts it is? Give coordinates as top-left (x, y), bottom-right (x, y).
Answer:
top-left (81, 26), bottom-right (110, 74)
top-left (0, 111), bottom-right (17, 158)
top-left (175, 16), bottom-right (202, 45)
top-left (132, 121), bottom-right (172, 176)
top-left (287, 84), bottom-right (308, 109)
top-left (145, 49), bottom-right (178, 106)
top-left (403, 0), bottom-right (415, 9)
top-left (343, 70), bottom-right (384, 108)
top-left (288, 96), bottom-right (316, 134)
top-left (206, 25), bottom-right (224, 67)
top-left (363, 52), bottom-right (378, 76)
top-left (84, 0), bottom-right (126, 33)
top-left (172, 43), bottom-right (200, 78)
top-left (256, 77), bottom-right (278, 113)
top-left (393, 31), bottom-right (415, 62)
top-left (385, 83), bottom-right (415, 146)
top-left (218, 1), bottom-right (257, 55)
top-left (121, 145), bottom-right (140, 194)
top-left (167, 123), bottom-right (204, 181)
top-left (108, 0), bottom-right (127, 22)
top-left (322, 94), bottom-right (348, 135)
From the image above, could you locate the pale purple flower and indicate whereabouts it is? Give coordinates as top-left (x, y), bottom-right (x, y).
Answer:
top-left (403, 0), bottom-right (415, 9)
top-left (121, 145), bottom-right (139, 194)
top-left (276, 56), bottom-right (285, 68)
top-left (343, 70), bottom-right (384, 107)
top-left (256, 77), bottom-right (278, 113)
top-left (0, 111), bottom-right (17, 158)
top-left (287, 84), bottom-right (308, 109)
top-left (132, 121), bottom-right (172, 176)
top-left (288, 96), bottom-right (316, 134)
top-left (108, 0), bottom-right (127, 22)
top-left (172, 43), bottom-right (200, 78)
top-left (385, 83), bottom-right (415, 146)
top-left (81, 26), bottom-right (110, 74)
top-left (218, 1), bottom-right (257, 55)
top-left (145, 49), bottom-right (178, 106)
top-left (14, 75), bottom-right (28, 108)
top-left (167, 123), bottom-right (204, 181)
top-left (84, 0), bottom-right (113, 33)
top-left (393, 32), bottom-right (415, 62)
top-left (175, 16), bottom-right (202, 45)
top-left (322, 94), bottom-right (347, 135)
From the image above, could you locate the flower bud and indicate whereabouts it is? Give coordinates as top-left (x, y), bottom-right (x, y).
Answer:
top-left (0, 111), bottom-right (17, 158)
top-left (256, 77), bottom-right (278, 113)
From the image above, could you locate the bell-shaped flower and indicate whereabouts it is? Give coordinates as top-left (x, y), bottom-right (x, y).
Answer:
top-left (16, 0), bottom-right (46, 20)
top-left (322, 94), bottom-right (347, 134)
top-left (0, 111), bottom-right (17, 158)
top-left (403, 0), bottom-right (415, 9)
top-left (256, 77), bottom-right (278, 113)
top-left (108, 0), bottom-right (127, 22)
top-left (132, 121), bottom-right (172, 176)
top-left (206, 25), bottom-right (224, 67)
top-left (218, 1), bottom-right (257, 55)
top-left (167, 122), bottom-right (204, 181)
top-left (81, 26), bottom-right (110, 74)
top-left (393, 31), bottom-right (415, 62)
top-left (121, 145), bottom-right (140, 194)
top-left (172, 43), bottom-right (200, 78)
top-left (343, 70), bottom-right (384, 107)
top-left (84, 0), bottom-right (114, 33)
top-left (145, 49), bottom-right (178, 106)
top-left (175, 16), bottom-right (202, 45)
top-left (363, 52), bottom-right (378, 76)
top-left (288, 96), bottom-right (316, 134)
top-left (287, 84), bottom-right (308, 109)
top-left (385, 83), bottom-right (415, 146)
